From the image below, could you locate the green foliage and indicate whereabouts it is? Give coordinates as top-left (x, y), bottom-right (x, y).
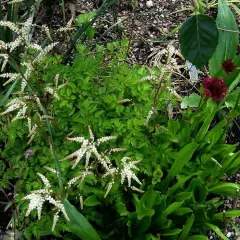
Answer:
top-left (209, 0), bottom-right (239, 79)
top-left (181, 93), bottom-right (201, 109)
top-left (64, 199), bottom-right (101, 240)
top-left (1, 10), bottom-right (240, 238)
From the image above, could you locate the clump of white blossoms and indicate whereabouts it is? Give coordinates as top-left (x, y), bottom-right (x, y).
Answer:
top-left (65, 126), bottom-right (143, 198)
top-left (0, 17), bottom-right (66, 144)
top-left (22, 173), bottom-right (69, 231)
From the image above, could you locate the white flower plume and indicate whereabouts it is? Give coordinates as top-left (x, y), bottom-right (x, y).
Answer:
top-left (120, 157), bottom-right (142, 187)
top-left (22, 173), bottom-right (69, 231)
top-left (44, 73), bottom-right (67, 100)
top-left (64, 126), bottom-right (116, 169)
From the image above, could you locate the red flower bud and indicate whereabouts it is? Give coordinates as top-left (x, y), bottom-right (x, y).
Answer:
top-left (221, 59), bottom-right (236, 76)
top-left (203, 77), bottom-right (228, 101)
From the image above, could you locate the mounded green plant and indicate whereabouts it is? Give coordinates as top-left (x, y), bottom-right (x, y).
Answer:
top-left (0, 0), bottom-right (240, 239)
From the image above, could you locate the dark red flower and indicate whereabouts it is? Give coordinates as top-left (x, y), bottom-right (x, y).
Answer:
top-left (221, 59), bottom-right (236, 76)
top-left (203, 77), bottom-right (228, 101)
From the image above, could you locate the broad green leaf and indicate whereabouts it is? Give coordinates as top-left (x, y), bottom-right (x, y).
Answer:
top-left (178, 214), bottom-right (194, 240)
top-left (64, 199), bottom-right (101, 240)
top-left (190, 178), bottom-right (207, 204)
top-left (204, 223), bottom-right (228, 240)
top-left (195, 99), bottom-right (217, 142)
top-left (208, 182), bottom-right (240, 197)
top-left (84, 195), bottom-right (101, 207)
top-left (133, 216), bottom-right (151, 234)
top-left (115, 202), bottom-right (129, 216)
top-left (167, 172), bottom-right (202, 196)
top-left (175, 192), bottom-right (192, 202)
top-left (179, 15), bottom-right (218, 69)
top-left (209, 0), bottom-right (239, 76)
top-left (214, 210), bottom-right (240, 219)
top-left (187, 236), bottom-right (208, 240)
top-left (225, 87), bottom-right (240, 108)
top-left (137, 189), bottom-right (157, 219)
top-left (222, 151), bottom-right (240, 173)
top-left (163, 142), bottom-right (198, 185)
top-left (173, 207), bottom-right (193, 216)
top-left (181, 93), bottom-right (201, 109)
top-left (162, 229), bottom-right (182, 236)
top-left (162, 202), bottom-right (184, 217)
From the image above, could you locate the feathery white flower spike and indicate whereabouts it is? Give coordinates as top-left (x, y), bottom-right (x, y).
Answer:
top-left (23, 193), bottom-right (45, 220)
top-left (0, 54), bottom-right (8, 71)
top-left (65, 126), bottom-right (116, 169)
top-left (104, 180), bottom-right (114, 198)
top-left (37, 173), bottom-right (51, 189)
top-left (23, 173), bottom-right (69, 231)
top-left (33, 42), bottom-right (58, 63)
top-left (0, 73), bottom-right (21, 86)
top-left (0, 98), bottom-right (27, 121)
top-left (27, 117), bottom-right (38, 144)
top-left (120, 157), bottom-right (142, 187)
top-left (44, 73), bottom-right (67, 100)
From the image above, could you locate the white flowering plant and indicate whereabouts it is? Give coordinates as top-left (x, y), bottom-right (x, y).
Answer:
top-left (1, 10), bottom-right (240, 240)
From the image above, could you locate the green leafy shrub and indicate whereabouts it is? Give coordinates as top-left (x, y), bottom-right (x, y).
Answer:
top-left (1, 1), bottom-right (240, 239)
top-left (0, 42), bottom-right (240, 239)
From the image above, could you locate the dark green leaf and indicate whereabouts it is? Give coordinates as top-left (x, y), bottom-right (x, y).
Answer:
top-left (137, 189), bottom-right (157, 219)
top-left (163, 142), bottom-right (198, 186)
top-left (162, 202), bottom-right (184, 217)
top-left (190, 178), bottom-right (207, 204)
top-left (64, 199), bottom-right (101, 240)
top-left (179, 15), bottom-right (218, 69)
top-left (84, 195), bottom-right (101, 207)
top-left (178, 214), bottom-right (194, 240)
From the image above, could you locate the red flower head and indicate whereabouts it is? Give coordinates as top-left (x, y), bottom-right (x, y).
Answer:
top-left (203, 77), bottom-right (228, 101)
top-left (221, 59), bottom-right (236, 76)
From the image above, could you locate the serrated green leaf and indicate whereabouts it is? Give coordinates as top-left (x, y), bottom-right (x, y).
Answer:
top-left (181, 93), bottom-right (201, 109)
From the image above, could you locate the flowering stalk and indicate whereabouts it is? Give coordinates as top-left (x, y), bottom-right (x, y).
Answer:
top-left (1, 57), bottom-right (64, 197)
